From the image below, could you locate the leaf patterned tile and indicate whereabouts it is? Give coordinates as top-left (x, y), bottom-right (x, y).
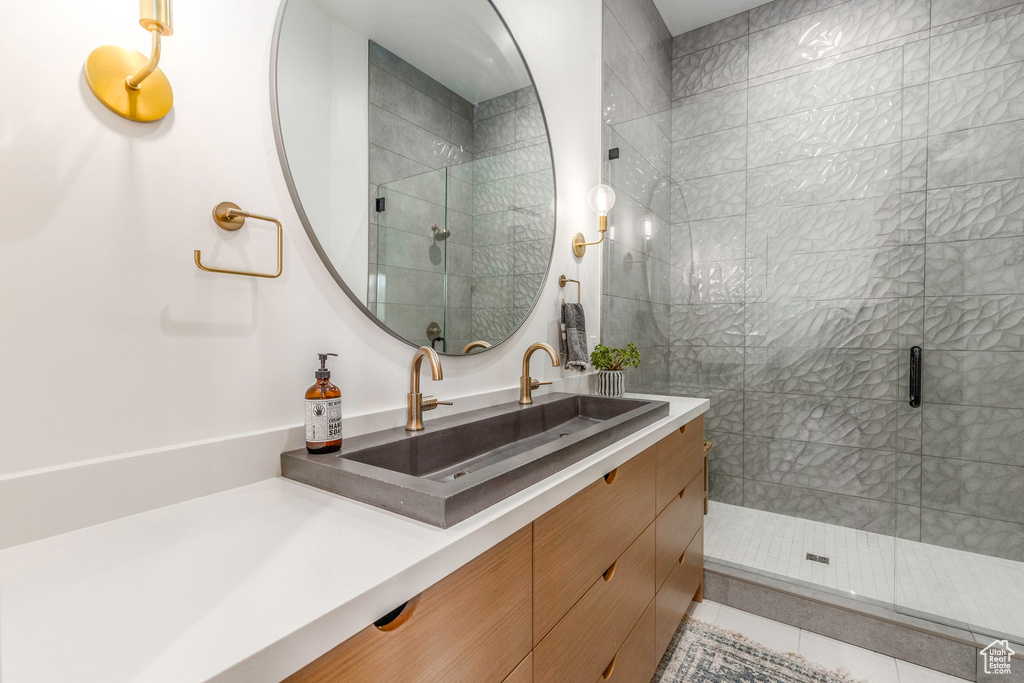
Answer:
top-left (673, 12), bottom-right (750, 58)
top-left (749, 0), bottom-right (850, 32)
top-left (923, 404), bottom-right (1024, 466)
top-left (930, 12), bottom-right (1024, 81)
top-left (670, 303), bottom-right (746, 346)
top-left (671, 384), bottom-right (746, 434)
top-left (672, 36), bottom-right (748, 99)
top-left (747, 0), bottom-right (929, 78)
top-left (744, 392), bottom-right (898, 450)
top-left (922, 457), bottom-right (1024, 524)
top-left (747, 48), bottom-right (903, 122)
top-left (925, 349), bottom-right (1024, 408)
top-left (744, 436), bottom-right (897, 500)
top-left (930, 61), bottom-right (1024, 136)
top-left (743, 480), bottom-right (896, 534)
top-left (670, 345), bottom-right (745, 389)
top-left (748, 143), bottom-right (902, 210)
top-left (745, 347), bottom-right (899, 399)
top-left (927, 178), bottom-right (1024, 241)
top-left (672, 127), bottom-right (747, 180)
top-left (745, 298), bottom-right (901, 349)
top-left (671, 89), bottom-right (747, 140)
top-left (513, 169), bottom-right (554, 208)
top-left (748, 93), bottom-right (901, 167)
top-left (926, 236), bottom-right (1024, 296)
top-left (924, 295), bottom-right (1024, 350)
top-left (920, 509), bottom-right (1024, 562)
top-left (673, 171), bottom-right (747, 221)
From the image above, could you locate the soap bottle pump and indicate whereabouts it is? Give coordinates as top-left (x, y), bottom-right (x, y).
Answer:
top-left (305, 353), bottom-right (342, 454)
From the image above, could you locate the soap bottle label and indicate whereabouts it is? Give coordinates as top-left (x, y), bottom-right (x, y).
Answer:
top-left (305, 398), bottom-right (342, 442)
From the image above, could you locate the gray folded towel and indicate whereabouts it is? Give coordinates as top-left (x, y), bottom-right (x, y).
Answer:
top-left (560, 302), bottom-right (589, 371)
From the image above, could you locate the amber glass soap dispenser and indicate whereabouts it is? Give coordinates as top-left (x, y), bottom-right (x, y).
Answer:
top-left (305, 353), bottom-right (342, 454)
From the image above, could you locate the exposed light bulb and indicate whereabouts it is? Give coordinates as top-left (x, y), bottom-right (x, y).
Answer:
top-left (587, 184), bottom-right (616, 217)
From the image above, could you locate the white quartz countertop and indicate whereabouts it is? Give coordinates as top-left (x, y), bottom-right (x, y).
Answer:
top-left (0, 394), bottom-right (708, 683)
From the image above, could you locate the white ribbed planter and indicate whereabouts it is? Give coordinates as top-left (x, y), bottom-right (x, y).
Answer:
top-left (596, 370), bottom-right (625, 397)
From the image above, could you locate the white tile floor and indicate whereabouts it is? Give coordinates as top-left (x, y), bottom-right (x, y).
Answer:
top-left (705, 502), bottom-right (1024, 642)
top-left (686, 600), bottom-right (972, 683)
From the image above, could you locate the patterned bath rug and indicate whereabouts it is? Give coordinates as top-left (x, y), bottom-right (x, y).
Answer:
top-left (654, 615), bottom-right (867, 683)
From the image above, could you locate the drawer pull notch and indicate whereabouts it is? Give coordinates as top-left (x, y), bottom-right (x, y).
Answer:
top-left (602, 655), bottom-right (617, 679)
top-left (603, 560), bottom-right (617, 582)
top-left (373, 596), bottom-right (419, 632)
top-left (603, 468), bottom-right (618, 484)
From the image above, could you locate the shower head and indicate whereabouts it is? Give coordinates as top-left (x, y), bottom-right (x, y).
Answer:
top-left (431, 224), bottom-right (451, 240)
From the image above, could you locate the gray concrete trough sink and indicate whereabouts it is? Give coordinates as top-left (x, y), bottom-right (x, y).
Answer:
top-left (281, 393), bottom-right (669, 527)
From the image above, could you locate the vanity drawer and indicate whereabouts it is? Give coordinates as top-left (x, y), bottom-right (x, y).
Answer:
top-left (503, 653), bottom-right (532, 683)
top-left (595, 599), bottom-right (656, 683)
top-left (655, 526), bottom-right (703, 658)
top-left (655, 468), bottom-right (704, 591)
top-left (533, 447), bottom-right (655, 643)
top-left (286, 525), bottom-right (532, 683)
top-left (656, 416), bottom-right (704, 514)
top-left (534, 523), bottom-right (655, 683)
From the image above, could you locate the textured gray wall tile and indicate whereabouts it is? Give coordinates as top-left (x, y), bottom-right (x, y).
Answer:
top-left (672, 127), bottom-right (747, 180)
top-left (930, 12), bottom-right (1024, 80)
top-left (924, 295), bottom-right (1024, 350)
top-left (370, 65), bottom-right (452, 140)
top-left (766, 246), bottom-right (914, 301)
top-left (514, 169), bottom-right (555, 208)
top-left (370, 105), bottom-right (459, 169)
top-left (707, 430), bottom-right (744, 477)
top-left (743, 480), bottom-right (896, 534)
top-left (673, 12), bottom-right (749, 58)
top-left (929, 120), bottom-right (1024, 188)
top-left (709, 473), bottom-right (744, 504)
top-left (474, 110), bottom-right (517, 153)
top-left (615, 115), bottom-right (672, 174)
top-left (515, 103), bottom-right (547, 142)
top-left (901, 138), bottom-right (928, 193)
top-left (930, 61), bottom-right (1024, 135)
top-left (928, 179), bottom-right (1024, 242)
top-left (921, 509), bottom-right (1024, 561)
top-left (745, 392), bottom-right (897, 450)
top-left (923, 404), bottom-right (1024, 466)
top-left (670, 345), bottom-right (745, 389)
top-left (513, 239), bottom-right (551, 276)
top-left (749, 0), bottom-right (850, 32)
top-left (672, 89), bottom-right (747, 140)
top-left (606, 240), bottom-right (672, 303)
top-left (376, 265), bottom-right (445, 306)
top-left (922, 456), bottom-right (1024, 524)
top-left (377, 190), bottom-right (445, 233)
top-left (471, 307), bottom-right (515, 342)
top-left (474, 92), bottom-right (517, 122)
top-left (675, 171), bottom-right (747, 221)
top-left (745, 347), bottom-right (899, 399)
top-left (605, 4), bottom-right (671, 115)
top-left (603, 294), bottom-right (670, 347)
top-left (748, 144), bottom-right (902, 209)
top-left (897, 453), bottom-right (922, 504)
top-left (471, 275), bottom-right (513, 309)
top-left (747, 0), bottom-right (929, 78)
top-left (370, 144), bottom-right (432, 186)
top-left (673, 384), bottom-right (746, 434)
top-left (926, 349), bottom-right (1024, 408)
top-left (902, 39), bottom-right (930, 86)
top-left (513, 272), bottom-right (544, 309)
top-left (670, 303), bottom-right (745, 346)
top-left (685, 216), bottom-right (749, 262)
top-left (926, 236), bottom-right (1024, 296)
top-left (744, 436), bottom-right (896, 500)
top-left (748, 93), bottom-right (900, 168)
top-left (473, 177), bottom-right (515, 214)
top-left (672, 36), bottom-right (748, 98)
top-left (515, 85), bottom-right (539, 109)
top-left (448, 275), bottom-right (472, 309)
top-left (472, 151), bottom-right (516, 184)
top-left (472, 244), bottom-right (513, 277)
top-left (746, 298), bottom-right (900, 349)
top-left (369, 42), bottom-right (451, 106)
top-left (512, 142), bottom-right (553, 176)
top-left (896, 504), bottom-right (922, 540)
top-left (747, 48), bottom-right (902, 123)
top-left (514, 205), bottom-right (555, 242)
top-left (473, 211), bottom-right (514, 246)
top-left (902, 85), bottom-right (929, 140)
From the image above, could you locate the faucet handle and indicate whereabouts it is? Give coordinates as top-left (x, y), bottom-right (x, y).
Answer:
top-left (531, 379), bottom-right (553, 390)
top-left (421, 396), bottom-right (453, 412)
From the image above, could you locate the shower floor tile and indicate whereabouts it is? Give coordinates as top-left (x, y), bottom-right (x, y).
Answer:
top-left (705, 502), bottom-right (1024, 642)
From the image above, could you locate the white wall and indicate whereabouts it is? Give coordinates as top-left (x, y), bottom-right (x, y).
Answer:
top-left (0, 0), bottom-right (602, 546)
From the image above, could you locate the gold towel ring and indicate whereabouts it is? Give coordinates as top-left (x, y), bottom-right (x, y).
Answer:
top-left (195, 202), bottom-right (283, 279)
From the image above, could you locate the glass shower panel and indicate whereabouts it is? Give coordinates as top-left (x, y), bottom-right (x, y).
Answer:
top-left (893, 12), bottom-right (1024, 644)
top-left (372, 167), bottom-right (449, 350)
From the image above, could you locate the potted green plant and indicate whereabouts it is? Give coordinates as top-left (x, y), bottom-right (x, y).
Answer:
top-left (590, 342), bottom-right (641, 397)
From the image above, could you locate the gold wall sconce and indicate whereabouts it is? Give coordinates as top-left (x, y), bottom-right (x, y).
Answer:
top-left (572, 184), bottom-right (616, 258)
top-left (195, 202), bottom-right (284, 279)
top-left (84, 1), bottom-right (174, 122)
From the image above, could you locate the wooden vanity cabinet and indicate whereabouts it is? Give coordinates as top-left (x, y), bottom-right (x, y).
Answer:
top-left (285, 416), bottom-right (704, 683)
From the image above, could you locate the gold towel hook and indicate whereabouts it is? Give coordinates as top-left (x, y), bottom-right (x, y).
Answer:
top-left (558, 275), bottom-right (581, 304)
top-left (194, 202), bottom-right (283, 279)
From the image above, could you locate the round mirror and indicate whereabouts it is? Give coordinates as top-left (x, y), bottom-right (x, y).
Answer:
top-left (272, 0), bottom-right (556, 355)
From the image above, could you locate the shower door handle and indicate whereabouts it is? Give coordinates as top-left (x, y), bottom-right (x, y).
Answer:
top-left (909, 346), bottom-right (922, 408)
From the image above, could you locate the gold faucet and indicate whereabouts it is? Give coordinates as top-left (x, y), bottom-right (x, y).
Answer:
top-left (520, 342), bottom-right (559, 405)
top-left (407, 346), bottom-right (453, 431)
top-left (462, 340), bottom-right (492, 353)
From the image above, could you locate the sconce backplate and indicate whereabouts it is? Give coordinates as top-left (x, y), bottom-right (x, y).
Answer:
top-left (84, 45), bottom-right (173, 122)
